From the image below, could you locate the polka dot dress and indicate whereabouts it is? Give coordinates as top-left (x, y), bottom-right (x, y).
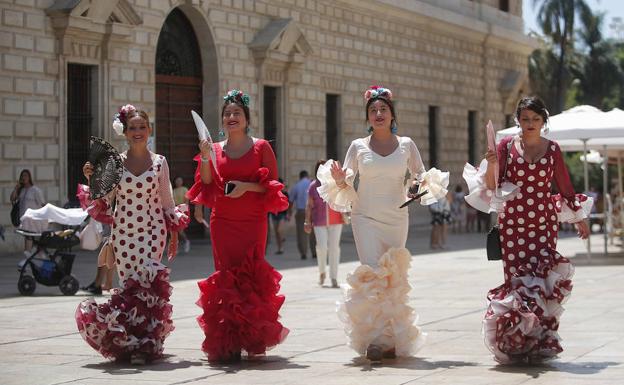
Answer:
top-left (112, 154), bottom-right (167, 282)
top-left (483, 139), bottom-right (576, 364)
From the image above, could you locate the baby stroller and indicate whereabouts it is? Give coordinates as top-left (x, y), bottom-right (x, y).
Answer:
top-left (16, 203), bottom-right (88, 296)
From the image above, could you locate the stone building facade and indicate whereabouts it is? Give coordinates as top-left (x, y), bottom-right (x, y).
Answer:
top-left (0, 0), bottom-right (534, 250)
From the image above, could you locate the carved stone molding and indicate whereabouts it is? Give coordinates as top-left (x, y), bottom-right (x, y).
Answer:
top-left (321, 76), bottom-right (347, 92)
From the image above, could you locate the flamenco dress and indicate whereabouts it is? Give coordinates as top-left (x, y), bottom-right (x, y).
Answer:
top-left (316, 135), bottom-right (448, 356)
top-left (187, 138), bottom-right (290, 361)
top-left (463, 137), bottom-right (593, 363)
top-left (75, 154), bottom-right (189, 361)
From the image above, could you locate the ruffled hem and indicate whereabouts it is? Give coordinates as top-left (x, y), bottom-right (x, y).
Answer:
top-left (552, 193), bottom-right (593, 223)
top-left (187, 154), bottom-right (224, 208)
top-left (164, 204), bottom-right (190, 232)
top-left (418, 168), bottom-right (450, 206)
top-left (463, 159), bottom-right (520, 213)
top-left (337, 247), bottom-right (426, 356)
top-left (87, 198), bottom-right (113, 225)
top-left (254, 167), bottom-right (289, 214)
top-left (484, 249), bottom-right (574, 364)
top-left (76, 262), bottom-right (174, 361)
top-left (316, 159), bottom-right (358, 212)
top-left (196, 257), bottom-right (289, 361)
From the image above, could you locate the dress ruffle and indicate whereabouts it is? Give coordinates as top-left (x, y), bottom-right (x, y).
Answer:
top-left (337, 247), bottom-right (426, 356)
top-left (196, 256), bottom-right (289, 361)
top-left (76, 184), bottom-right (92, 210)
top-left (552, 193), bottom-right (593, 223)
top-left (75, 261), bottom-right (174, 362)
top-left (316, 159), bottom-right (358, 212)
top-left (254, 167), bottom-right (289, 214)
top-left (87, 198), bottom-right (114, 225)
top-left (463, 159), bottom-right (520, 213)
top-left (164, 204), bottom-right (190, 232)
top-left (484, 249), bottom-right (574, 363)
top-left (418, 167), bottom-right (450, 206)
top-left (187, 154), bottom-right (223, 208)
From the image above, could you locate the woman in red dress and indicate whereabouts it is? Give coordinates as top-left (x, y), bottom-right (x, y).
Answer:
top-left (187, 90), bottom-right (289, 363)
top-left (464, 96), bottom-right (592, 364)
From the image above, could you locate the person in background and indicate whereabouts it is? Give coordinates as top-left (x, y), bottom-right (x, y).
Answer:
top-left (429, 193), bottom-right (451, 249)
top-left (270, 178), bottom-right (289, 254)
top-left (11, 169), bottom-right (45, 254)
top-left (450, 184), bottom-right (466, 233)
top-left (173, 176), bottom-right (191, 253)
top-left (289, 170), bottom-right (315, 259)
top-left (305, 160), bottom-right (345, 288)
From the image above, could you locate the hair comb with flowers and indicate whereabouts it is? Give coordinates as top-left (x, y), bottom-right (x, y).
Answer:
top-left (223, 89), bottom-right (250, 107)
top-left (364, 85), bottom-right (393, 102)
top-left (112, 104), bottom-right (137, 136)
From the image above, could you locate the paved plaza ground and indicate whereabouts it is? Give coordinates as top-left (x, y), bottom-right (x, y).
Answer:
top-left (0, 227), bottom-right (622, 385)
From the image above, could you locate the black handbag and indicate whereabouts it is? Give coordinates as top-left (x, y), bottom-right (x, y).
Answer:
top-left (486, 226), bottom-right (502, 260)
top-left (486, 140), bottom-right (513, 261)
top-left (10, 199), bottom-right (20, 227)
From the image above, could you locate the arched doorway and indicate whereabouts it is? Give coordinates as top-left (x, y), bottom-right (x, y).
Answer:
top-left (155, 8), bottom-right (202, 185)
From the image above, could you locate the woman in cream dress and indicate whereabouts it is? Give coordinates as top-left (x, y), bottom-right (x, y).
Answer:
top-left (317, 86), bottom-right (448, 362)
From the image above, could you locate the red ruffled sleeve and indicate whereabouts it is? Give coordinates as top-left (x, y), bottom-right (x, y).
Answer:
top-left (87, 198), bottom-right (114, 225)
top-left (551, 141), bottom-right (594, 223)
top-left (186, 153), bottom-right (224, 208)
top-left (164, 205), bottom-right (190, 232)
top-left (76, 184), bottom-right (92, 210)
top-left (254, 167), bottom-right (289, 214)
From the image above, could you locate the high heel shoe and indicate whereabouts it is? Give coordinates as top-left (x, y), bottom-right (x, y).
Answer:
top-left (319, 272), bottom-right (326, 286)
top-left (365, 345), bottom-right (383, 364)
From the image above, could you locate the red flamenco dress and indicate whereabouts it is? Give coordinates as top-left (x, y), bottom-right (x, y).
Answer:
top-left (187, 139), bottom-right (290, 361)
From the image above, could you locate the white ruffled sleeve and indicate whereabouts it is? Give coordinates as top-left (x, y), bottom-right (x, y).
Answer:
top-left (407, 139), bottom-right (450, 206)
top-left (316, 141), bottom-right (359, 212)
top-left (462, 159), bottom-right (519, 213)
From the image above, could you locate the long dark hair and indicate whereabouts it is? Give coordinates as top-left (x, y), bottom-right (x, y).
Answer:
top-left (19, 169), bottom-right (33, 187)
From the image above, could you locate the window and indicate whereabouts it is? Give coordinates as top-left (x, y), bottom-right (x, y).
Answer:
top-left (499, 0), bottom-right (510, 12)
top-left (428, 106), bottom-right (439, 168)
top-left (264, 86), bottom-right (281, 157)
top-left (468, 110), bottom-right (477, 166)
top-left (67, 63), bottom-right (97, 205)
top-left (326, 94), bottom-right (340, 160)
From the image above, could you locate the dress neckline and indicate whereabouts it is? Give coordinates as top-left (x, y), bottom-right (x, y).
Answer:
top-left (218, 138), bottom-right (258, 160)
top-left (365, 135), bottom-right (400, 158)
top-left (512, 136), bottom-right (551, 165)
top-left (121, 152), bottom-right (155, 178)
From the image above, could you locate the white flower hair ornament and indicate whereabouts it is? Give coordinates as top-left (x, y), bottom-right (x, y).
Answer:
top-left (112, 104), bottom-right (137, 136)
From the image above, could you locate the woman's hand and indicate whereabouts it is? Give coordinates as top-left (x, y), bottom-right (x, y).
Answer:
top-left (575, 220), bottom-right (590, 240)
top-left (167, 231), bottom-right (179, 261)
top-left (304, 221), bottom-right (312, 234)
top-left (330, 161), bottom-right (347, 186)
top-left (83, 162), bottom-right (94, 181)
top-left (485, 149), bottom-right (498, 166)
top-left (199, 139), bottom-right (214, 160)
top-left (407, 180), bottom-right (420, 198)
top-left (224, 180), bottom-right (246, 198)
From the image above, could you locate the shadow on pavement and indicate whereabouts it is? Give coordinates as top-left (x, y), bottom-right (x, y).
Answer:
top-left (489, 360), bottom-right (621, 378)
top-left (346, 356), bottom-right (479, 371)
top-left (203, 355), bottom-right (309, 371)
top-left (83, 354), bottom-right (200, 373)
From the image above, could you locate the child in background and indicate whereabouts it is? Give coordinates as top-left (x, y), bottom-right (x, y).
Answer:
top-left (173, 176), bottom-right (191, 253)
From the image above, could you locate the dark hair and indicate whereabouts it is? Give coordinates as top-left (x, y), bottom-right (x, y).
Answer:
top-left (222, 100), bottom-right (251, 128)
top-left (124, 109), bottom-right (150, 133)
top-left (299, 170), bottom-right (309, 179)
top-left (314, 159), bottom-right (326, 179)
top-left (515, 96), bottom-right (548, 124)
top-left (19, 169), bottom-right (33, 186)
top-left (365, 96), bottom-right (397, 132)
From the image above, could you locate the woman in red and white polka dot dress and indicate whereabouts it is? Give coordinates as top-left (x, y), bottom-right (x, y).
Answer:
top-left (464, 97), bottom-right (592, 364)
top-left (76, 105), bottom-right (189, 364)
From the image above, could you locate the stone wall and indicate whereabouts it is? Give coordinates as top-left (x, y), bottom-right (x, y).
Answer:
top-left (0, 0), bottom-right (533, 251)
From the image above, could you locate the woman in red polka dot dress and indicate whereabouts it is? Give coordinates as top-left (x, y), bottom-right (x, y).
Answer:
top-left (464, 97), bottom-right (592, 364)
top-left (76, 105), bottom-right (189, 364)
top-left (187, 90), bottom-right (290, 363)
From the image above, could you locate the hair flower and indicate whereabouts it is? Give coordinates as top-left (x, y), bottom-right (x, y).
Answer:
top-left (223, 89), bottom-right (250, 107)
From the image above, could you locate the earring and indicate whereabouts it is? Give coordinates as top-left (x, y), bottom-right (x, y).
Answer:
top-left (391, 121), bottom-right (397, 134)
top-left (367, 125), bottom-right (373, 134)
top-left (218, 129), bottom-right (224, 137)
top-left (245, 126), bottom-right (250, 134)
